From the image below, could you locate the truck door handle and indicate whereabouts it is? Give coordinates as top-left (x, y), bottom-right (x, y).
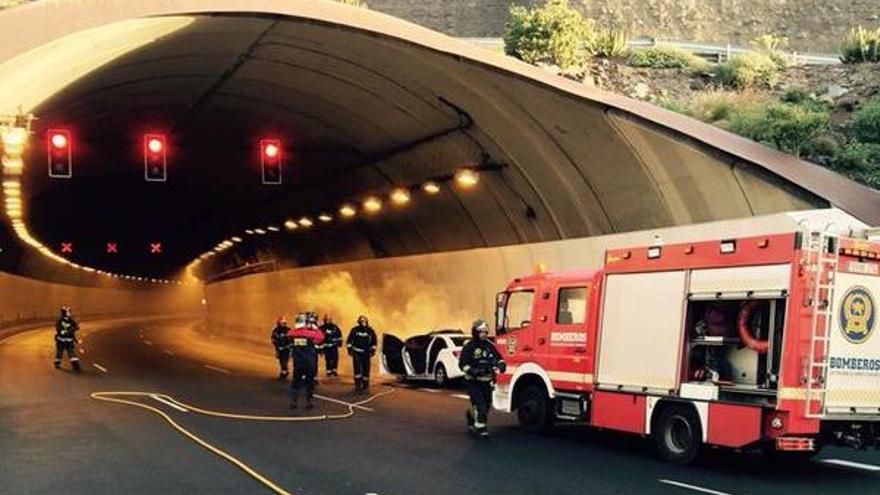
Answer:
top-left (523, 346), bottom-right (533, 352)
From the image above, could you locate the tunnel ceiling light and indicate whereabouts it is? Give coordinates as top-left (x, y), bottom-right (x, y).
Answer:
top-left (339, 204), bottom-right (357, 218)
top-left (254, 228), bottom-right (267, 235)
top-left (231, 236), bottom-right (243, 243)
top-left (0, 127), bottom-right (28, 155)
top-left (267, 226), bottom-right (280, 232)
top-left (363, 196), bottom-right (382, 214)
top-left (318, 213), bottom-right (333, 223)
top-left (422, 181), bottom-right (441, 195)
top-left (245, 229), bottom-right (255, 235)
top-left (390, 188), bottom-right (411, 206)
top-left (298, 217), bottom-right (314, 228)
top-left (284, 219), bottom-right (298, 230)
top-left (454, 168), bottom-right (479, 188)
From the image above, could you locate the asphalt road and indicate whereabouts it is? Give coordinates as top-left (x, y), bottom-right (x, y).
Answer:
top-left (1, 317), bottom-right (879, 495)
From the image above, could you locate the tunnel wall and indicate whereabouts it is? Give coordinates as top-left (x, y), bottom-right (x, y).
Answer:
top-left (0, 270), bottom-right (202, 328)
top-left (204, 209), bottom-right (860, 344)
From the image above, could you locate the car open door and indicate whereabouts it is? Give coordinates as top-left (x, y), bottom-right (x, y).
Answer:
top-left (381, 334), bottom-right (406, 375)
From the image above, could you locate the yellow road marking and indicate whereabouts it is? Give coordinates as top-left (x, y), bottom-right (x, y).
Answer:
top-left (90, 388), bottom-right (395, 493)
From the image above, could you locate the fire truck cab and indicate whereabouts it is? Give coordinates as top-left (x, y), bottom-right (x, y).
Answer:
top-left (493, 228), bottom-right (880, 463)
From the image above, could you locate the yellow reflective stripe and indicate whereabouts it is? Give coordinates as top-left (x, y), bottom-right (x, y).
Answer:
top-left (546, 371), bottom-right (593, 384)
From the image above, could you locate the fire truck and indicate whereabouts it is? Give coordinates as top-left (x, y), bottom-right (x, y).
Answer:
top-left (492, 228), bottom-right (880, 463)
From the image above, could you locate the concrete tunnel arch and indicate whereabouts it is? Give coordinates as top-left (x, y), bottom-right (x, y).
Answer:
top-left (0, 0), bottom-right (878, 288)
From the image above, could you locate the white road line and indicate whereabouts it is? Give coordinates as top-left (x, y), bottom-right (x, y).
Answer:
top-left (313, 394), bottom-right (374, 412)
top-left (203, 364), bottom-right (231, 375)
top-left (452, 394), bottom-right (470, 400)
top-left (659, 479), bottom-right (734, 495)
top-left (163, 349), bottom-right (175, 356)
top-left (144, 340), bottom-right (153, 346)
top-left (78, 348), bottom-right (86, 354)
top-left (151, 394), bottom-right (189, 413)
top-left (93, 363), bottom-right (108, 373)
top-left (821, 459), bottom-right (880, 472)
top-left (418, 388), bottom-right (441, 393)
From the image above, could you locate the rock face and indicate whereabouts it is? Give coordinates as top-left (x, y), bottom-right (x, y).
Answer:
top-left (364, 0), bottom-right (879, 53)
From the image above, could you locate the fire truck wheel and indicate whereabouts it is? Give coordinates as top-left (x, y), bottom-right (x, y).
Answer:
top-left (516, 383), bottom-right (554, 434)
top-left (655, 405), bottom-right (702, 464)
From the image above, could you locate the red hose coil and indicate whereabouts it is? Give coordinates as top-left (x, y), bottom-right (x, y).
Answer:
top-left (737, 300), bottom-right (769, 353)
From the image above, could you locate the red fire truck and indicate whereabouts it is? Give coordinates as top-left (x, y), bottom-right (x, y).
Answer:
top-left (492, 228), bottom-right (880, 463)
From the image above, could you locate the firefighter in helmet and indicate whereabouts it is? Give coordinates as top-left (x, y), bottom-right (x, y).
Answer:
top-left (346, 315), bottom-right (377, 391)
top-left (459, 319), bottom-right (506, 437)
top-left (54, 306), bottom-right (81, 371)
top-left (319, 314), bottom-right (343, 377)
top-left (287, 312), bottom-right (325, 409)
top-left (270, 316), bottom-right (292, 380)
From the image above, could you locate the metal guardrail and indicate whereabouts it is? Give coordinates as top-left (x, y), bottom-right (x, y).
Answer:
top-left (458, 37), bottom-right (841, 65)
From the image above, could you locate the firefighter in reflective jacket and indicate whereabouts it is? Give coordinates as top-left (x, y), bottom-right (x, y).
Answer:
top-left (319, 314), bottom-right (343, 377)
top-left (458, 319), bottom-right (506, 437)
top-left (54, 306), bottom-right (81, 371)
top-left (270, 316), bottom-right (291, 380)
top-left (287, 313), bottom-right (325, 409)
top-left (346, 315), bottom-right (377, 391)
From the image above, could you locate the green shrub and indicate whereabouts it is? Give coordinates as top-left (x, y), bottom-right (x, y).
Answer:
top-left (586, 28), bottom-right (629, 58)
top-left (849, 99), bottom-right (880, 144)
top-left (688, 90), bottom-right (769, 123)
top-left (832, 142), bottom-right (880, 187)
top-left (504, 0), bottom-right (591, 69)
top-left (841, 26), bottom-right (880, 64)
top-left (750, 34), bottom-right (790, 68)
top-left (626, 45), bottom-right (706, 69)
top-left (728, 103), bottom-right (829, 156)
top-left (715, 51), bottom-right (780, 88)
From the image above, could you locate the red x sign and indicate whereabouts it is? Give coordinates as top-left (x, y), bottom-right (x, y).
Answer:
top-left (150, 242), bottom-right (162, 254)
top-left (61, 242), bottom-right (73, 253)
top-left (106, 242), bottom-right (118, 254)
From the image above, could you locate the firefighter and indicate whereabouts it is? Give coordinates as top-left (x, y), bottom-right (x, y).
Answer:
top-left (319, 314), bottom-right (343, 377)
top-left (287, 313), bottom-right (325, 409)
top-left (346, 315), bottom-right (377, 391)
top-left (459, 319), bottom-right (506, 438)
top-left (270, 316), bottom-right (291, 380)
top-left (54, 306), bottom-right (81, 372)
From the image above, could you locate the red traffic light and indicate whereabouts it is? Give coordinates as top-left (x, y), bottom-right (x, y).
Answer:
top-left (260, 138), bottom-right (282, 185)
top-left (264, 142), bottom-right (279, 159)
top-left (143, 134), bottom-right (167, 182)
top-left (47, 129), bottom-right (72, 178)
top-left (147, 137), bottom-right (163, 154)
top-left (50, 132), bottom-right (68, 149)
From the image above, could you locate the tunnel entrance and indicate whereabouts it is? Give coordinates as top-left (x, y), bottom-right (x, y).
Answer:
top-left (0, 1), bottom-right (875, 287)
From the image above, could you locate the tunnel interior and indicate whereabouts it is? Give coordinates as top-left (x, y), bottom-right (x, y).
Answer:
top-left (1, 7), bottom-right (862, 288)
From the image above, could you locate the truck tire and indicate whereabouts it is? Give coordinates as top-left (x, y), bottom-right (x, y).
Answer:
top-left (654, 405), bottom-right (702, 464)
top-left (516, 383), bottom-right (554, 434)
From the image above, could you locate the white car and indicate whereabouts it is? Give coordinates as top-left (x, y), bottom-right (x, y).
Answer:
top-left (381, 330), bottom-right (470, 386)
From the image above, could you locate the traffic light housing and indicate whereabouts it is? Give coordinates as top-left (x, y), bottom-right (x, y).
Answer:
top-left (47, 129), bottom-right (72, 178)
top-left (144, 134), bottom-right (167, 182)
top-left (260, 139), bottom-right (281, 185)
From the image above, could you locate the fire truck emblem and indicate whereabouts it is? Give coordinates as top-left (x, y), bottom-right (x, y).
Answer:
top-left (506, 336), bottom-right (517, 355)
top-left (839, 286), bottom-right (876, 344)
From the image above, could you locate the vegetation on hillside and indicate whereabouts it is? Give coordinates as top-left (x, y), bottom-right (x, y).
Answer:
top-left (503, 0), bottom-right (880, 189)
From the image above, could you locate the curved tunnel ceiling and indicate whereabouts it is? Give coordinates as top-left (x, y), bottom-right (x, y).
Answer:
top-left (0, 0), bottom-right (878, 283)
